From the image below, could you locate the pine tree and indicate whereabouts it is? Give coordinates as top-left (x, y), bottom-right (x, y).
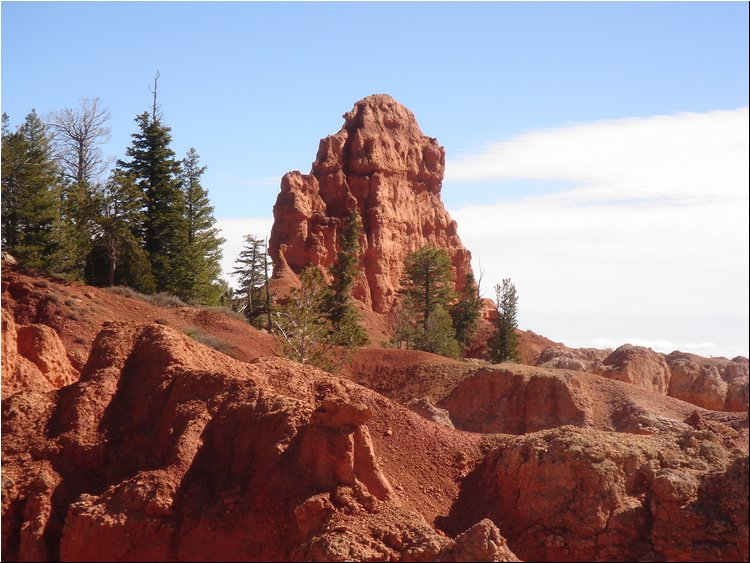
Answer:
top-left (450, 271), bottom-right (481, 351)
top-left (419, 305), bottom-right (461, 359)
top-left (232, 234), bottom-right (270, 327)
top-left (487, 278), bottom-right (520, 363)
top-left (85, 170), bottom-right (155, 292)
top-left (176, 148), bottom-right (225, 305)
top-left (117, 111), bottom-right (185, 294)
top-left (395, 245), bottom-right (460, 358)
top-left (1, 111), bottom-right (62, 273)
top-left (325, 210), bottom-right (369, 347)
top-left (52, 176), bottom-right (104, 281)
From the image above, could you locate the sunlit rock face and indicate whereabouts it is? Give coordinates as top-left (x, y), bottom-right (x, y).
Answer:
top-left (269, 94), bottom-right (472, 314)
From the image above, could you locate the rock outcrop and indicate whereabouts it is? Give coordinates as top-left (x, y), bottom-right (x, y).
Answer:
top-left (593, 344), bottom-right (672, 394)
top-left (1, 309), bottom-right (78, 399)
top-left (405, 397), bottom-right (455, 429)
top-left (667, 351), bottom-right (749, 412)
top-left (442, 426), bottom-right (748, 562)
top-left (343, 353), bottom-right (748, 446)
top-left (535, 341), bottom-right (749, 413)
top-left (2, 322), bottom-right (499, 562)
top-left (269, 94), bottom-right (472, 314)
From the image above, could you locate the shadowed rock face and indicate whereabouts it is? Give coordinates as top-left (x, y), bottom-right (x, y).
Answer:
top-left (268, 94), bottom-right (472, 314)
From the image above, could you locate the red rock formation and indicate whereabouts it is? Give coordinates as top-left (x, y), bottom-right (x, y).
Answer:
top-left (436, 519), bottom-right (520, 562)
top-left (1, 263), bottom-right (278, 371)
top-left (534, 342), bottom-right (749, 413)
top-left (296, 400), bottom-right (396, 502)
top-left (343, 352), bottom-right (748, 445)
top-left (1, 309), bottom-right (78, 399)
top-left (15, 325), bottom-right (78, 388)
top-left (442, 426), bottom-right (748, 562)
top-left (269, 94), bottom-right (472, 314)
top-left (594, 344), bottom-right (672, 394)
top-left (440, 367), bottom-right (590, 434)
top-left (2, 322), bottom-right (501, 562)
top-left (667, 351), bottom-right (749, 412)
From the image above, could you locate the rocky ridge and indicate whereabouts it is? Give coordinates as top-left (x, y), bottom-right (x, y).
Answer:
top-left (537, 343), bottom-right (748, 412)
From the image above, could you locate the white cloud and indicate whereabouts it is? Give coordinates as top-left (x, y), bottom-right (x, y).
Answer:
top-left (216, 217), bottom-right (274, 285)
top-left (447, 108), bottom-right (748, 205)
top-left (447, 108), bottom-right (749, 356)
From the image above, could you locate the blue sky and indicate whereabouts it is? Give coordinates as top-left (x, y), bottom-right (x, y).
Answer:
top-left (2, 2), bottom-right (748, 357)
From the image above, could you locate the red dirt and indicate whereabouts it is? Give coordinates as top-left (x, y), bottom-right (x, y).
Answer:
top-left (1, 263), bottom-right (277, 369)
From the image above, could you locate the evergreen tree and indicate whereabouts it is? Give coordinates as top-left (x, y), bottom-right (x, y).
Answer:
top-left (394, 245), bottom-right (460, 358)
top-left (232, 234), bottom-right (270, 327)
top-left (325, 210), bottom-right (369, 347)
top-left (450, 271), bottom-right (481, 351)
top-left (55, 179), bottom-right (101, 281)
top-left (418, 305), bottom-right (461, 359)
top-left (117, 111), bottom-right (185, 294)
top-left (176, 148), bottom-right (225, 304)
top-left (85, 170), bottom-right (155, 292)
top-left (487, 278), bottom-right (520, 363)
top-left (1, 111), bottom-right (62, 273)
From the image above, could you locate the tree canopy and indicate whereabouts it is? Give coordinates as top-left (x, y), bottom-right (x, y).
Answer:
top-left (1, 111), bottom-right (61, 273)
top-left (272, 266), bottom-right (340, 370)
top-left (232, 234), bottom-right (271, 328)
top-left (175, 148), bottom-right (225, 305)
top-left (450, 270), bottom-right (481, 352)
top-left (4, 79), bottom-right (227, 308)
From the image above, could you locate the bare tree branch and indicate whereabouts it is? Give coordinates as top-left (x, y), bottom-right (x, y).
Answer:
top-left (50, 97), bottom-right (111, 186)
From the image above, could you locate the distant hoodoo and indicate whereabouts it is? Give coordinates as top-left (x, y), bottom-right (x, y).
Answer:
top-left (269, 94), bottom-right (472, 314)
